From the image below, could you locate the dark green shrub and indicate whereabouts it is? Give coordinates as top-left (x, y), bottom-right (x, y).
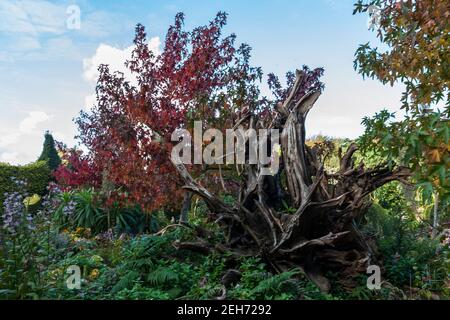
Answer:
top-left (52, 189), bottom-right (159, 235)
top-left (0, 161), bottom-right (50, 213)
top-left (103, 204), bottom-right (158, 235)
top-left (72, 188), bottom-right (102, 230)
top-left (38, 131), bottom-right (61, 171)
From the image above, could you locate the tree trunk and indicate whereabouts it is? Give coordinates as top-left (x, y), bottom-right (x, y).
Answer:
top-left (432, 192), bottom-right (439, 238)
top-left (172, 70), bottom-right (410, 292)
top-left (179, 191), bottom-right (193, 224)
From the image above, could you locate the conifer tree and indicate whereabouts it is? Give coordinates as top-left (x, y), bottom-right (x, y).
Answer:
top-left (38, 131), bottom-right (61, 171)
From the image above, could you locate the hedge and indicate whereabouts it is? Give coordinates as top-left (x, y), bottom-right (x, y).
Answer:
top-left (0, 161), bottom-right (51, 213)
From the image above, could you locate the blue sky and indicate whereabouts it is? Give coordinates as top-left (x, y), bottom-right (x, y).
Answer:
top-left (0, 0), bottom-right (404, 165)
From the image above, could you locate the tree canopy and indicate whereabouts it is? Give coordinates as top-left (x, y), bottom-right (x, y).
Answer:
top-left (76, 12), bottom-right (262, 212)
top-left (354, 0), bottom-right (449, 203)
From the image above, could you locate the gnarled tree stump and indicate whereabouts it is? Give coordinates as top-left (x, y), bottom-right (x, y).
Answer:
top-left (173, 69), bottom-right (410, 292)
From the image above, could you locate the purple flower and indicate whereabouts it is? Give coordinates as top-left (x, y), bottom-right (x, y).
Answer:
top-left (2, 177), bottom-right (34, 234)
top-left (2, 192), bottom-right (25, 234)
top-left (62, 201), bottom-right (76, 217)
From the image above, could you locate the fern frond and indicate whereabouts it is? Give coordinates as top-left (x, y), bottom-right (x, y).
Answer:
top-left (251, 269), bottom-right (301, 295)
top-left (147, 267), bottom-right (179, 286)
top-left (111, 271), bottom-right (140, 294)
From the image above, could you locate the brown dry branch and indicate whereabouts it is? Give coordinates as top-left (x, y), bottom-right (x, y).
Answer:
top-left (172, 69), bottom-right (410, 292)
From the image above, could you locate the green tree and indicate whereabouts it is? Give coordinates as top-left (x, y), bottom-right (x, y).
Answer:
top-left (38, 131), bottom-right (61, 171)
top-left (353, 0), bottom-right (449, 238)
top-left (353, 0), bottom-right (449, 204)
top-left (353, 0), bottom-right (449, 110)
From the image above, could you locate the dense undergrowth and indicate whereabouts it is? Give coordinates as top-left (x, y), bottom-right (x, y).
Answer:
top-left (0, 177), bottom-right (448, 300)
top-left (1, 137), bottom-right (448, 300)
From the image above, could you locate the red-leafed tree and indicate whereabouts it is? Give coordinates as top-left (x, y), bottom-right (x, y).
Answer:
top-left (53, 144), bottom-right (101, 190)
top-left (76, 12), bottom-right (261, 213)
top-left (76, 11), bottom-right (412, 291)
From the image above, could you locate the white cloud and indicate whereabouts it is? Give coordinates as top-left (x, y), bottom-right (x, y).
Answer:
top-left (19, 111), bottom-right (51, 134)
top-left (0, 1), bottom-right (74, 62)
top-left (0, 1), bottom-right (131, 61)
top-left (84, 93), bottom-right (96, 111)
top-left (0, 1), bottom-right (36, 34)
top-left (15, 36), bottom-right (41, 50)
top-left (0, 152), bottom-right (19, 164)
top-left (79, 11), bottom-right (123, 38)
top-left (83, 37), bottom-right (161, 84)
top-left (0, 133), bottom-right (21, 148)
top-left (34, 36), bottom-right (79, 60)
top-left (82, 38), bottom-right (161, 111)
top-left (52, 130), bottom-right (75, 146)
top-left (83, 44), bottom-right (134, 84)
top-left (321, 116), bottom-right (358, 126)
top-left (323, 116), bottom-right (354, 126)
top-left (0, 0), bottom-right (66, 35)
top-left (0, 111), bottom-right (52, 165)
top-left (0, 52), bottom-right (10, 62)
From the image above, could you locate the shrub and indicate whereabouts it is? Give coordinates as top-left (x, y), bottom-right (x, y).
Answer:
top-left (364, 183), bottom-right (449, 295)
top-left (53, 146), bottom-right (101, 190)
top-left (0, 161), bottom-right (50, 214)
top-left (72, 188), bottom-right (102, 231)
top-left (38, 131), bottom-right (61, 171)
top-left (52, 188), bottom-right (158, 235)
top-left (0, 178), bottom-right (55, 299)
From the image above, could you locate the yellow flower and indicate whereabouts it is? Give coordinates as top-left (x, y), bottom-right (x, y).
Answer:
top-left (89, 269), bottom-right (99, 279)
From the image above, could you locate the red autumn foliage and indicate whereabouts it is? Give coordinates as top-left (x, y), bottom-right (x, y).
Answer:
top-left (53, 145), bottom-right (101, 190)
top-left (75, 12), bottom-right (262, 211)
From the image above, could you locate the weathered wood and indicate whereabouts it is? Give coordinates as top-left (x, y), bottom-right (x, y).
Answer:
top-left (172, 69), bottom-right (411, 292)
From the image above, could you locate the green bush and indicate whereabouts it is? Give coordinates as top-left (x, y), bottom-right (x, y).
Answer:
top-left (38, 131), bottom-right (61, 171)
top-left (0, 161), bottom-right (50, 213)
top-left (53, 188), bottom-right (158, 235)
top-left (0, 180), bottom-right (55, 299)
top-left (40, 225), bottom-right (331, 300)
top-left (364, 183), bottom-right (449, 295)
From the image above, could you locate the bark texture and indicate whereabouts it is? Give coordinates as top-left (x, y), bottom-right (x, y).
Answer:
top-left (173, 70), bottom-right (410, 291)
